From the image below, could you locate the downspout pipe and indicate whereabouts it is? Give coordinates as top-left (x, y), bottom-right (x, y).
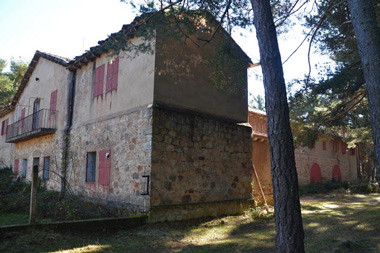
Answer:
top-left (61, 70), bottom-right (76, 194)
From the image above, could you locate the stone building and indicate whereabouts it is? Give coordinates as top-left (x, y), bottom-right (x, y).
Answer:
top-left (0, 14), bottom-right (254, 221)
top-left (248, 110), bottom-right (358, 201)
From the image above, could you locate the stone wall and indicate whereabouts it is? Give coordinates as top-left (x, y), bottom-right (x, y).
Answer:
top-left (150, 107), bottom-right (253, 221)
top-left (67, 105), bottom-right (152, 214)
top-left (0, 143), bottom-right (14, 169)
top-left (13, 131), bottom-right (65, 191)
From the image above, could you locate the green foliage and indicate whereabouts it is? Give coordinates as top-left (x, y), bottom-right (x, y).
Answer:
top-left (0, 168), bottom-right (128, 225)
top-left (0, 57), bottom-right (28, 107)
top-left (350, 182), bottom-right (379, 194)
top-left (249, 94), bottom-right (265, 111)
top-left (0, 168), bottom-right (30, 214)
top-left (299, 180), bottom-right (345, 195)
top-left (299, 180), bottom-right (379, 195)
top-left (289, 0), bottom-right (376, 178)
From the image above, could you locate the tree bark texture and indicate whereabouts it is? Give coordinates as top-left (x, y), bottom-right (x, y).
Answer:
top-left (347, 0), bottom-right (380, 189)
top-left (250, 0), bottom-right (305, 252)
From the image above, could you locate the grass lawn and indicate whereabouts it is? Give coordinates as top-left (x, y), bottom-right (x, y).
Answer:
top-left (1, 193), bottom-right (379, 253)
top-left (0, 213), bottom-right (29, 226)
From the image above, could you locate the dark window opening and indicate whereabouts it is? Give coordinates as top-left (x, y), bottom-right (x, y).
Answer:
top-left (86, 152), bottom-right (96, 183)
top-left (43, 157), bottom-right (50, 180)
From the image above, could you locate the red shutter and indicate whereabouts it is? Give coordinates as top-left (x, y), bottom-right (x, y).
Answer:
top-left (3, 119), bottom-right (8, 136)
top-left (93, 67), bottom-right (99, 97)
top-left (98, 150), bottom-right (111, 187)
top-left (99, 64), bottom-right (104, 96)
top-left (106, 57), bottom-right (119, 92)
top-left (112, 57), bottom-right (119, 91)
top-left (50, 90), bottom-right (57, 115)
top-left (14, 159), bottom-right (19, 175)
top-left (322, 142), bottom-right (326, 150)
top-left (350, 148), bottom-right (356, 156)
top-left (106, 62), bottom-right (113, 92)
top-left (94, 65), bottom-right (105, 98)
top-left (20, 108), bottom-right (26, 128)
top-left (341, 143), bottom-right (346, 154)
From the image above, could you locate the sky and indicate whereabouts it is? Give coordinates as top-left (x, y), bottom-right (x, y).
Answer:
top-left (0, 0), bottom-right (332, 99)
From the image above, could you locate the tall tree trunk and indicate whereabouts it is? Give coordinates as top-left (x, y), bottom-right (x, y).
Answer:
top-left (347, 0), bottom-right (380, 190)
top-left (250, 0), bottom-right (305, 251)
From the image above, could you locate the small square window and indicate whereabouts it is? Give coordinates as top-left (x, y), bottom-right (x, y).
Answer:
top-left (86, 152), bottom-right (96, 183)
top-left (43, 157), bottom-right (50, 180)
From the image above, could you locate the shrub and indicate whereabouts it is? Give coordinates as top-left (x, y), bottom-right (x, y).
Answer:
top-left (0, 168), bottom-right (127, 223)
top-left (299, 180), bottom-right (343, 195)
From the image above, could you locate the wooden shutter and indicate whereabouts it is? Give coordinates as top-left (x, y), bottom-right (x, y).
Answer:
top-left (106, 62), bottom-right (113, 92)
top-left (98, 64), bottom-right (105, 96)
top-left (112, 57), bottom-right (119, 91)
top-left (341, 143), bottom-right (346, 154)
top-left (2, 119), bottom-right (8, 136)
top-left (50, 90), bottom-right (57, 115)
top-left (93, 66), bottom-right (99, 97)
top-left (3, 119), bottom-right (8, 136)
top-left (94, 64), bottom-right (104, 98)
top-left (20, 108), bottom-right (26, 128)
top-left (98, 150), bottom-right (111, 187)
top-left (106, 57), bottom-right (119, 92)
top-left (14, 159), bottom-right (19, 175)
top-left (322, 142), bottom-right (326, 150)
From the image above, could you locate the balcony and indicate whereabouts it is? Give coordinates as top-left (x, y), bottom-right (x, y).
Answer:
top-left (6, 109), bottom-right (58, 143)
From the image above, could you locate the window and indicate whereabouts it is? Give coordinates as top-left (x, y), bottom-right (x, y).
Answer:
top-left (349, 148), bottom-right (356, 156)
top-left (322, 141), bottom-right (326, 151)
top-left (86, 152), bottom-right (96, 183)
top-left (341, 143), bottom-right (346, 154)
top-left (332, 141), bottom-right (338, 153)
top-left (50, 90), bottom-right (58, 115)
top-left (1, 118), bottom-right (8, 136)
top-left (43, 157), bottom-right (50, 180)
top-left (106, 57), bottom-right (119, 92)
top-left (22, 159), bottom-right (27, 177)
top-left (98, 150), bottom-right (111, 187)
top-left (14, 159), bottom-right (19, 175)
top-left (93, 64), bottom-right (105, 98)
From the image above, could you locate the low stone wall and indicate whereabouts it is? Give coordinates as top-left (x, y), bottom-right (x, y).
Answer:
top-left (0, 216), bottom-right (147, 234)
top-left (150, 106), bottom-right (253, 220)
top-left (149, 199), bottom-right (255, 222)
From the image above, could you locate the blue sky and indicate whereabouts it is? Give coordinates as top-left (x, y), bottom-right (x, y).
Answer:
top-left (0, 0), bottom-right (332, 98)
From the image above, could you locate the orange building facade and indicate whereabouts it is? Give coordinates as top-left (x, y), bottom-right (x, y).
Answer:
top-left (248, 110), bottom-right (358, 202)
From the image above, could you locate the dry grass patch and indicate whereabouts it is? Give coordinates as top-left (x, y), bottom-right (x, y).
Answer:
top-left (1, 193), bottom-right (380, 252)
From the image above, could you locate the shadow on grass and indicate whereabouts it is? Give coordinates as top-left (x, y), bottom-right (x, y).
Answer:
top-left (302, 194), bottom-right (380, 253)
top-left (1, 194), bottom-right (379, 253)
top-left (0, 215), bottom-right (277, 253)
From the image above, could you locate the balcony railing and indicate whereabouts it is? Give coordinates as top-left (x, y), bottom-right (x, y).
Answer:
top-left (6, 109), bottom-right (58, 143)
